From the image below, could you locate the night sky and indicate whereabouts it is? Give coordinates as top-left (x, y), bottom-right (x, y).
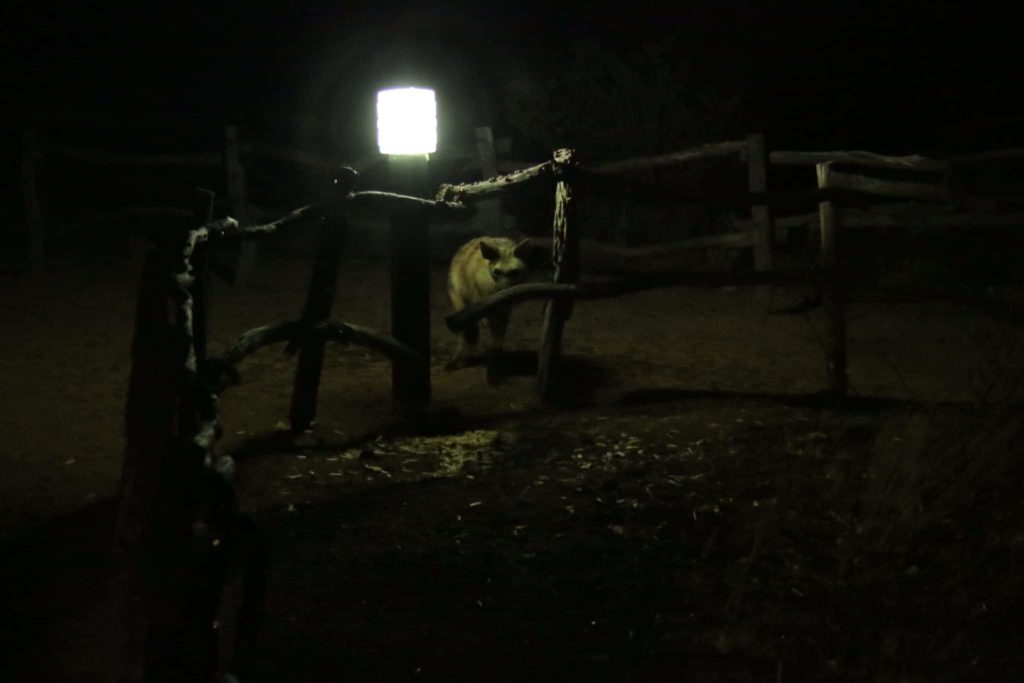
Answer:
top-left (3, 1), bottom-right (1021, 158)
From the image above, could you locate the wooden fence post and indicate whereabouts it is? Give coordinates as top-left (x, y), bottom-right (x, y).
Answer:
top-left (113, 223), bottom-right (193, 682)
top-left (22, 129), bottom-right (44, 271)
top-left (817, 162), bottom-right (848, 396)
top-left (746, 133), bottom-right (773, 304)
top-left (225, 125), bottom-right (259, 285)
top-left (474, 126), bottom-right (504, 236)
top-left (537, 148), bottom-right (579, 401)
top-left (114, 190), bottom-right (242, 682)
top-left (289, 169), bottom-right (353, 432)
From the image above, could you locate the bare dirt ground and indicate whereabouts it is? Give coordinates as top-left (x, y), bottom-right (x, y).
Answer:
top-left (2, 249), bottom-right (1023, 681)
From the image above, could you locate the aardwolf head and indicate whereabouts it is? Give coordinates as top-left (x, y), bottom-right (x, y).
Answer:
top-left (480, 238), bottom-right (531, 288)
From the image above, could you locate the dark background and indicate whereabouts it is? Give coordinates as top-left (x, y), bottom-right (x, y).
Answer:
top-left (3, 0), bottom-right (1020, 149)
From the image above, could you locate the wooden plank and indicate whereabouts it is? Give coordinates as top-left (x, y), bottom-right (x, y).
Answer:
top-left (817, 162), bottom-right (848, 397)
top-left (49, 143), bottom-right (223, 167)
top-left (736, 214), bottom-right (818, 232)
top-left (526, 237), bottom-right (626, 271)
top-left (22, 129), bottom-right (44, 271)
top-left (225, 125), bottom-right (259, 286)
top-left (525, 231), bottom-right (756, 273)
top-left (951, 147), bottom-right (1024, 165)
top-left (740, 207), bottom-right (1024, 232)
top-left (590, 140), bottom-right (746, 175)
top-left (826, 168), bottom-right (950, 202)
top-left (747, 133), bottom-right (773, 304)
top-left (626, 231), bottom-right (756, 270)
top-left (770, 149), bottom-right (948, 172)
top-left (843, 208), bottom-right (1024, 229)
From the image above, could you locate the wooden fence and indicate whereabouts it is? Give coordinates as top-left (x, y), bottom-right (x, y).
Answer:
top-left (113, 174), bottom-right (469, 681)
top-left (440, 139), bottom-right (1024, 399)
top-left (108, 130), bottom-right (1024, 678)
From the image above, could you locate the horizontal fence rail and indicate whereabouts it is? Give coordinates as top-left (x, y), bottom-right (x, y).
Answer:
top-left (49, 144), bottom-right (224, 168)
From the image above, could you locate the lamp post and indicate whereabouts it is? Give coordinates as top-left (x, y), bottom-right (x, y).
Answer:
top-left (377, 87), bottom-right (436, 416)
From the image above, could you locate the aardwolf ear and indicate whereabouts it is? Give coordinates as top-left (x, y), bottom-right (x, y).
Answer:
top-left (479, 240), bottom-right (500, 261)
top-left (513, 239), bottom-right (532, 260)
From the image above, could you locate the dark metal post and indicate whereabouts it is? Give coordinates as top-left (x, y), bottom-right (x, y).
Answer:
top-left (388, 155), bottom-right (432, 416)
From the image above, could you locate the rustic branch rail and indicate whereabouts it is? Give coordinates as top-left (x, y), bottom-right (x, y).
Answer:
top-left (184, 192), bottom-right (469, 246)
top-left (526, 232), bottom-right (756, 272)
top-left (951, 147), bottom-right (1024, 165)
top-left (217, 319), bottom-right (423, 370)
top-left (590, 139), bottom-right (747, 174)
top-left (769, 149), bottom-right (949, 171)
top-left (436, 160), bottom-right (556, 202)
top-left (50, 144), bottom-right (224, 167)
top-left (347, 190), bottom-right (471, 215)
top-left (826, 169), bottom-right (999, 210)
top-left (737, 207), bottom-right (1024, 232)
top-left (574, 168), bottom-right (853, 211)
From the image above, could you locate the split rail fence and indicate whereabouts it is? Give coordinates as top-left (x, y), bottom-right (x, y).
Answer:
top-left (442, 139), bottom-right (1024, 398)
top-left (105, 130), bottom-right (1023, 679)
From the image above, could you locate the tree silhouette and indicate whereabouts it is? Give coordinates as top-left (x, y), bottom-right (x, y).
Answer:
top-left (503, 34), bottom-right (743, 162)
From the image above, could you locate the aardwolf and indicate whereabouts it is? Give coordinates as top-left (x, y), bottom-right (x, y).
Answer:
top-left (446, 236), bottom-right (531, 369)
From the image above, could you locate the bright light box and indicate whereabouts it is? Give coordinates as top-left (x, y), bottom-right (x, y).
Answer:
top-left (376, 87), bottom-right (437, 155)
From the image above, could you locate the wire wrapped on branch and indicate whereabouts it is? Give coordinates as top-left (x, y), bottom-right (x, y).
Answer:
top-left (436, 160), bottom-right (556, 202)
